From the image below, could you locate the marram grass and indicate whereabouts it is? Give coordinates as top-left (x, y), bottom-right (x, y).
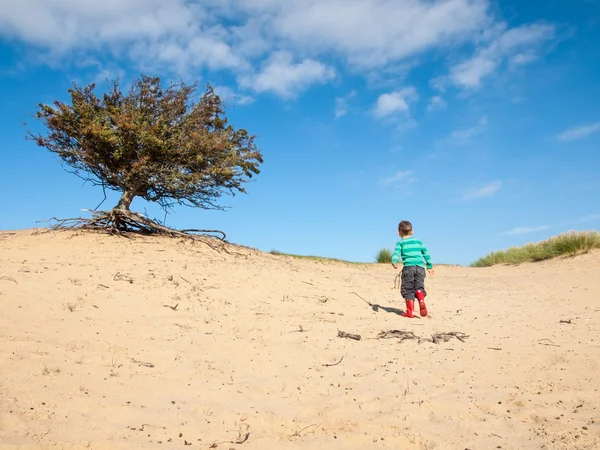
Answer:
top-left (375, 248), bottom-right (393, 264)
top-left (471, 231), bottom-right (600, 267)
top-left (269, 249), bottom-right (364, 265)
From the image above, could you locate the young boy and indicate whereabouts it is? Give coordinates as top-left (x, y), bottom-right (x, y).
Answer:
top-left (391, 221), bottom-right (434, 318)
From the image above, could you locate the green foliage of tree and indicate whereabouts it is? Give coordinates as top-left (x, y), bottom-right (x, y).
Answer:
top-left (29, 75), bottom-right (263, 213)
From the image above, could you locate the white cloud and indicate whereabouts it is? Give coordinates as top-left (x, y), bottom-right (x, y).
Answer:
top-left (446, 23), bottom-right (555, 88)
top-left (450, 116), bottom-right (488, 141)
top-left (461, 180), bottom-right (502, 201)
top-left (239, 51), bottom-right (334, 99)
top-left (428, 96), bottom-right (447, 112)
top-left (373, 87), bottom-right (418, 119)
top-left (0, 1), bottom-right (557, 98)
top-left (0, 0), bottom-right (247, 72)
top-left (0, 0), bottom-right (492, 71)
top-left (449, 56), bottom-right (497, 88)
top-left (220, 0), bottom-right (491, 68)
top-left (501, 225), bottom-right (551, 236)
top-left (334, 90), bottom-right (357, 118)
top-left (557, 123), bottom-right (600, 142)
top-left (380, 170), bottom-right (417, 186)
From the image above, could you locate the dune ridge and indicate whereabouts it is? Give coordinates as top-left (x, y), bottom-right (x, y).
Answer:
top-left (1, 230), bottom-right (599, 449)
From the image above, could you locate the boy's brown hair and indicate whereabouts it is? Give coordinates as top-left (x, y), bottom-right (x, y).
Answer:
top-left (398, 220), bottom-right (413, 237)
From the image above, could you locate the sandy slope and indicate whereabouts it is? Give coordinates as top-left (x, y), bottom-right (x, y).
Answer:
top-left (0, 230), bottom-right (599, 450)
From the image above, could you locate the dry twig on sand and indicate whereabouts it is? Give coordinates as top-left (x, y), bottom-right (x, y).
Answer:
top-left (430, 332), bottom-right (469, 344)
top-left (322, 356), bottom-right (344, 367)
top-left (337, 330), bottom-right (361, 341)
top-left (291, 424), bottom-right (319, 438)
top-left (377, 330), bottom-right (419, 342)
top-left (130, 358), bottom-right (155, 368)
top-left (394, 273), bottom-right (401, 289)
top-left (114, 272), bottom-right (134, 284)
top-left (210, 424), bottom-right (250, 447)
top-left (0, 276), bottom-right (18, 284)
top-left (350, 291), bottom-right (374, 306)
top-left (376, 330), bottom-right (469, 344)
top-left (538, 338), bottom-right (561, 347)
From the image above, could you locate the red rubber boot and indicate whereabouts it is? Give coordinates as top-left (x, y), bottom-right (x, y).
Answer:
top-left (416, 290), bottom-right (427, 317)
top-left (401, 300), bottom-right (415, 318)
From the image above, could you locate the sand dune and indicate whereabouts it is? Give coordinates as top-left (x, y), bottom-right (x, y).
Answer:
top-left (1, 230), bottom-right (599, 449)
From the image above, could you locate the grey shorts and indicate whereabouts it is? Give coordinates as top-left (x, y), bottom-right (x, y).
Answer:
top-left (401, 266), bottom-right (426, 300)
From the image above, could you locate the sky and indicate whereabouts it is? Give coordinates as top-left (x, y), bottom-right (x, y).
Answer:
top-left (0, 0), bottom-right (599, 266)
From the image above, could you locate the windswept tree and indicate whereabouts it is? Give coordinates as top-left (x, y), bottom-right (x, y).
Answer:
top-left (28, 75), bottom-right (263, 236)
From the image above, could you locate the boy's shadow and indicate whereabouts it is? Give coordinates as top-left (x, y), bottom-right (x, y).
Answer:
top-left (370, 303), bottom-right (405, 316)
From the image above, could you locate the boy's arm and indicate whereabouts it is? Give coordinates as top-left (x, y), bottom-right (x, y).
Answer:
top-left (391, 241), bottom-right (402, 265)
top-left (421, 242), bottom-right (433, 269)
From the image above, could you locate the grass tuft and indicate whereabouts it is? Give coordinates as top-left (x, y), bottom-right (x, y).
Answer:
top-left (375, 248), bottom-right (392, 264)
top-left (471, 231), bottom-right (600, 267)
top-left (268, 250), bottom-right (363, 265)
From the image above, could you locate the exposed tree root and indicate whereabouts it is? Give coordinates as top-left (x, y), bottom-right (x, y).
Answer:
top-left (41, 210), bottom-right (231, 253)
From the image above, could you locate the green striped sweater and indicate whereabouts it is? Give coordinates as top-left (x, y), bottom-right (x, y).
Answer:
top-left (391, 237), bottom-right (433, 269)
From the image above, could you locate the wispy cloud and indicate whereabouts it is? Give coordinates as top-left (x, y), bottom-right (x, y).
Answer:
top-left (427, 96), bottom-right (447, 112)
top-left (397, 118), bottom-right (418, 133)
top-left (501, 225), bottom-right (551, 236)
top-left (508, 52), bottom-right (538, 68)
top-left (373, 87), bottom-right (418, 119)
top-left (380, 170), bottom-right (417, 186)
top-left (557, 122), bottom-right (600, 142)
top-left (450, 116), bottom-right (488, 141)
top-left (503, 214), bottom-right (600, 236)
top-left (334, 90), bottom-right (357, 118)
top-left (461, 180), bottom-right (502, 201)
top-left (443, 23), bottom-right (555, 89)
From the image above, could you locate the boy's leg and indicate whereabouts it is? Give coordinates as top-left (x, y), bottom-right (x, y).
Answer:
top-left (415, 267), bottom-right (428, 317)
top-left (400, 266), bottom-right (416, 318)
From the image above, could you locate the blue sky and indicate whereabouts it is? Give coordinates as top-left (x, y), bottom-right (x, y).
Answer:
top-left (1, 0), bottom-right (599, 265)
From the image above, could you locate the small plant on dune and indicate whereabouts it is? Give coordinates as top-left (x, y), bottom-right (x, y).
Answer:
top-left (472, 230), bottom-right (600, 267)
top-left (375, 248), bottom-right (393, 264)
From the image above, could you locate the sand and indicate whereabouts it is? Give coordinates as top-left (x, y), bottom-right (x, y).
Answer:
top-left (0, 229), bottom-right (599, 449)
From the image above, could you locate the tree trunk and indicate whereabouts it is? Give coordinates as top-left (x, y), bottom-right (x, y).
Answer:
top-left (114, 190), bottom-right (136, 211)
